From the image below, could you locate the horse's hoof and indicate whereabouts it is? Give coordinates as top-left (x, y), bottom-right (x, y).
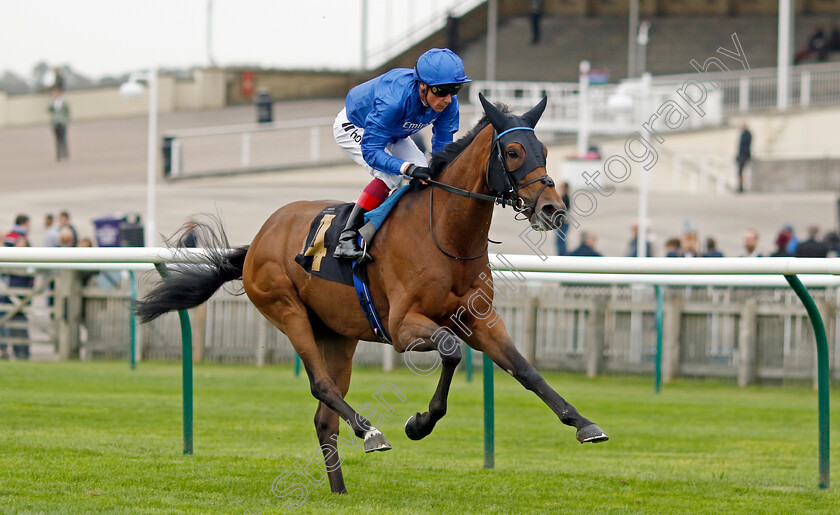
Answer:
top-left (576, 423), bottom-right (609, 444)
top-left (404, 412), bottom-right (427, 441)
top-left (363, 428), bottom-right (391, 453)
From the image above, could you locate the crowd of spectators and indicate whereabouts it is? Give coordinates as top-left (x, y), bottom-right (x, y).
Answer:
top-left (555, 220), bottom-right (840, 259)
top-left (1, 210), bottom-right (92, 360)
top-left (624, 224), bottom-right (840, 259)
top-left (795, 24), bottom-right (840, 64)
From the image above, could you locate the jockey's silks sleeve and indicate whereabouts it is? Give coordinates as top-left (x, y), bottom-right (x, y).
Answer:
top-left (345, 68), bottom-right (461, 175)
top-left (361, 96), bottom-right (407, 176)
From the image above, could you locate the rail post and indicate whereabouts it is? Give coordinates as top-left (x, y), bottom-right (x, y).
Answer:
top-left (785, 274), bottom-right (830, 489)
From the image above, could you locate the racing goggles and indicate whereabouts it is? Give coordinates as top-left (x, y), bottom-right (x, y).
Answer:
top-left (428, 83), bottom-right (462, 97)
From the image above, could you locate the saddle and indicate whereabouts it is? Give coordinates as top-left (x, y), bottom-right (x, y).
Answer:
top-left (294, 184), bottom-right (411, 286)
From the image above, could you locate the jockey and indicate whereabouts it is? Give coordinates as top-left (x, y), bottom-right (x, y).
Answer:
top-left (332, 48), bottom-right (471, 260)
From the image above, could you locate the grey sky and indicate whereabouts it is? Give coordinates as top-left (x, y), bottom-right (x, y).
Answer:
top-left (1, 0), bottom-right (463, 79)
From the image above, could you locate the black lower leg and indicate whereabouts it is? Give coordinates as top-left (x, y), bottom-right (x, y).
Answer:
top-left (509, 355), bottom-right (592, 429)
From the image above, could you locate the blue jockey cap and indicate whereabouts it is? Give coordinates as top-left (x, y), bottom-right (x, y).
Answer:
top-left (414, 48), bottom-right (471, 86)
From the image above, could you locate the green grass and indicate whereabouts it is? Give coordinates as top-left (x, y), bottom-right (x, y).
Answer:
top-left (1, 361), bottom-right (838, 514)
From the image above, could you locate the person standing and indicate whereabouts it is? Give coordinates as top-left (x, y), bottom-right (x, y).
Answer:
top-left (48, 88), bottom-right (70, 161)
top-left (702, 237), bottom-right (724, 257)
top-left (794, 226), bottom-right (829, 257)
top-left (332, 48), bottom-right (471, 261)
top-left (555, 181), bottom-right (570, 255)
top-left (625, 221), bottom-right (652, 257)
top-left (57, 211), bottom-right (78, 247)
top-left (741, 229), bottom-right (762, 257)
top-left (529, 0), bottom-right (544, 45)
top-left (42, 213), bottom-right (61, 247)
top-left (736, 122), bottom-right (751, 193)
top-left (1, 215), bottom-right (33, 360)
top-left (569, 232), bottom-right (601, 257)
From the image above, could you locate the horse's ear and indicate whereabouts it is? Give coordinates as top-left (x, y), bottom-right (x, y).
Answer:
top-left (478, 92), bottom-right (508, 130)
top-left (521, 96), bottom-right (548, 128)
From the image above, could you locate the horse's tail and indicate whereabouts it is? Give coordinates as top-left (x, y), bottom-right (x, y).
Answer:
top-left (135, 218), bottom-right (249, 323)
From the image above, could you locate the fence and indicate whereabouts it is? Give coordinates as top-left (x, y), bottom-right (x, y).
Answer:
top-left (0, 249), bottom-right (833, 488)
top-left (650, 61), bottom-right (840, 114)
top-left (161, 116), bottom-right (346, 179)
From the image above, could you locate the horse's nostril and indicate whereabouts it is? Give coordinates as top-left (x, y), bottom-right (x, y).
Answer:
top-left (539, 204), bottom-right (563, 226)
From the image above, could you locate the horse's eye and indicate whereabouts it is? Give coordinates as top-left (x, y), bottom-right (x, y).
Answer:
top-left (506, 150), bottom-right (518, 159)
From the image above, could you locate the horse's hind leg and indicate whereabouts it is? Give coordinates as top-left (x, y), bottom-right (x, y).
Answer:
top-left (466, 315), bottom-right (608, 444)
top-left (394, 313), bottom-right (462, 440)
top-left (257, 299), bottom-right (390, 451)
top-left (313, 330), bottom-right (358, 494)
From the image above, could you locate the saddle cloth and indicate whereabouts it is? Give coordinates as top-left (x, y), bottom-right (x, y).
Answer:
top-left (294, 185), bottom-right (411, 286)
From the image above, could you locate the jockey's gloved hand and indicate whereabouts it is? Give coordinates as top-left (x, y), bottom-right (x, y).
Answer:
top-left (404, 164), bottom-right (432, 180)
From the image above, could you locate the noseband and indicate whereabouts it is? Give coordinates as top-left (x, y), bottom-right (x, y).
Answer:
top-left (422, 125), bottom-right (555, 260)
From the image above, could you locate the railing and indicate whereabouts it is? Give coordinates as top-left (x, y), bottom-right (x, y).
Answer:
top-left (162, 117), bottom-right (345, 179)
top-left (650, 61), bottom-right (840, 114)
top-left (470, 77), bottom-right (725, 137)
top-left (362, 0), bottom-right (487, 69)
top-left (0, 249), bottom-right (832, 488)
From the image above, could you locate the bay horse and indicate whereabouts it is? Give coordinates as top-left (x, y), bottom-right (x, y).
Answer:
top-left (137, 94), bottom-right (608, 494)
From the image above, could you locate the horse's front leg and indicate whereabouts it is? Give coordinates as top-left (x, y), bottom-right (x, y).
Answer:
top-left (392, 312), bottom-right (462, 440)
top-left (466, 314), bottom-right (608, 443)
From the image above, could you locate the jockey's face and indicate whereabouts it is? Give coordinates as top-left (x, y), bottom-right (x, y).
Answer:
top-left (420, 84), bottom-right (452, 113)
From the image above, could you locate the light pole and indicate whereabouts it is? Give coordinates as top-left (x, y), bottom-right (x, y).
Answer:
top-left (637, 21), bottom-right (650, 78)
top-left (120, 66), bottom-right (158, 247)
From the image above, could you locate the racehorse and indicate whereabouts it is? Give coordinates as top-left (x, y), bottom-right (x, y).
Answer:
top-left (137, 94), bottom-right (608, 494)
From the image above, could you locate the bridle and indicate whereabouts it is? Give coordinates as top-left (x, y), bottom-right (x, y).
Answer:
top-left (424, 125), bottom-right (555, 260)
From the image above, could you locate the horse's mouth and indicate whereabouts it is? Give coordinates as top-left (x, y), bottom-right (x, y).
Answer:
top-left (529, 204), bottom-right (563, 231)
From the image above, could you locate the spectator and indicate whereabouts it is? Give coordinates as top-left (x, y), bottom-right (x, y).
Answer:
top-left (77, 237), bottom-right (93, 247)
top-left (445, 12), bottom-right (460, 54)
top-left (529, 0), bottom-right (544, 45)
top-left (795, 25), bottom-right (827, 63)
top-left (569, 231), bottom-right (601, 257)
top-left (625, 221), bottom-right (653, 257)
top-left (784, 224), bottom-right (799, 255)
top-left (1, 214), bottom-right (34, 360)
top-left (42, 213), bottom-right (61, 247)
top-left (681, 230), bottom-right (700, 258)
top-left (48, 88), bottom-right (70, 161)
top-left (824, 231), bottom-right (840, 257)
top-left (794, 226), bottom-right (829, 257)
top-left (742, 229), bottom-right (762, 257)
top-left (57, 211), bottom-right (77, 247)
top-left (771, 229), bottom-right (792, 257)
top-left (3, 214), bottom-right (30, 247)
top-left (736, 122), bottom-right (751, 193)
top-left (664, 237), bottom-right (681, 257)
top-left (703, 237), bottom-right (724, 257)
top-left (59, 227), bottom-right (76, 247)
top-left (555, 181), bottom-right (571, 255)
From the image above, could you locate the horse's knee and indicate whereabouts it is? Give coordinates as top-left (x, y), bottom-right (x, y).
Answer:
top-left (310, 378), bottom-right (335, 401)
top-left (440, 345), bottom-right (462, 367)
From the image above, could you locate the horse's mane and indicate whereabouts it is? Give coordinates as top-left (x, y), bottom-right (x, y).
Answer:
top-left (428, 103), bottom-right (511, 178)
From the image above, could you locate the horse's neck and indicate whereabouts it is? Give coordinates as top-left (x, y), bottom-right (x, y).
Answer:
top-left (431, 126), bottom-right (495, 257)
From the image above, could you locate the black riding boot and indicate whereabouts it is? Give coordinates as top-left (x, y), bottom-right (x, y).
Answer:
top-left (333, 204), bottom-right (372, 261)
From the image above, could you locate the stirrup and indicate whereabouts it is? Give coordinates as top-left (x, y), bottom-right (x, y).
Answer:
top-left (334, 234), bottom-right (372, 262)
